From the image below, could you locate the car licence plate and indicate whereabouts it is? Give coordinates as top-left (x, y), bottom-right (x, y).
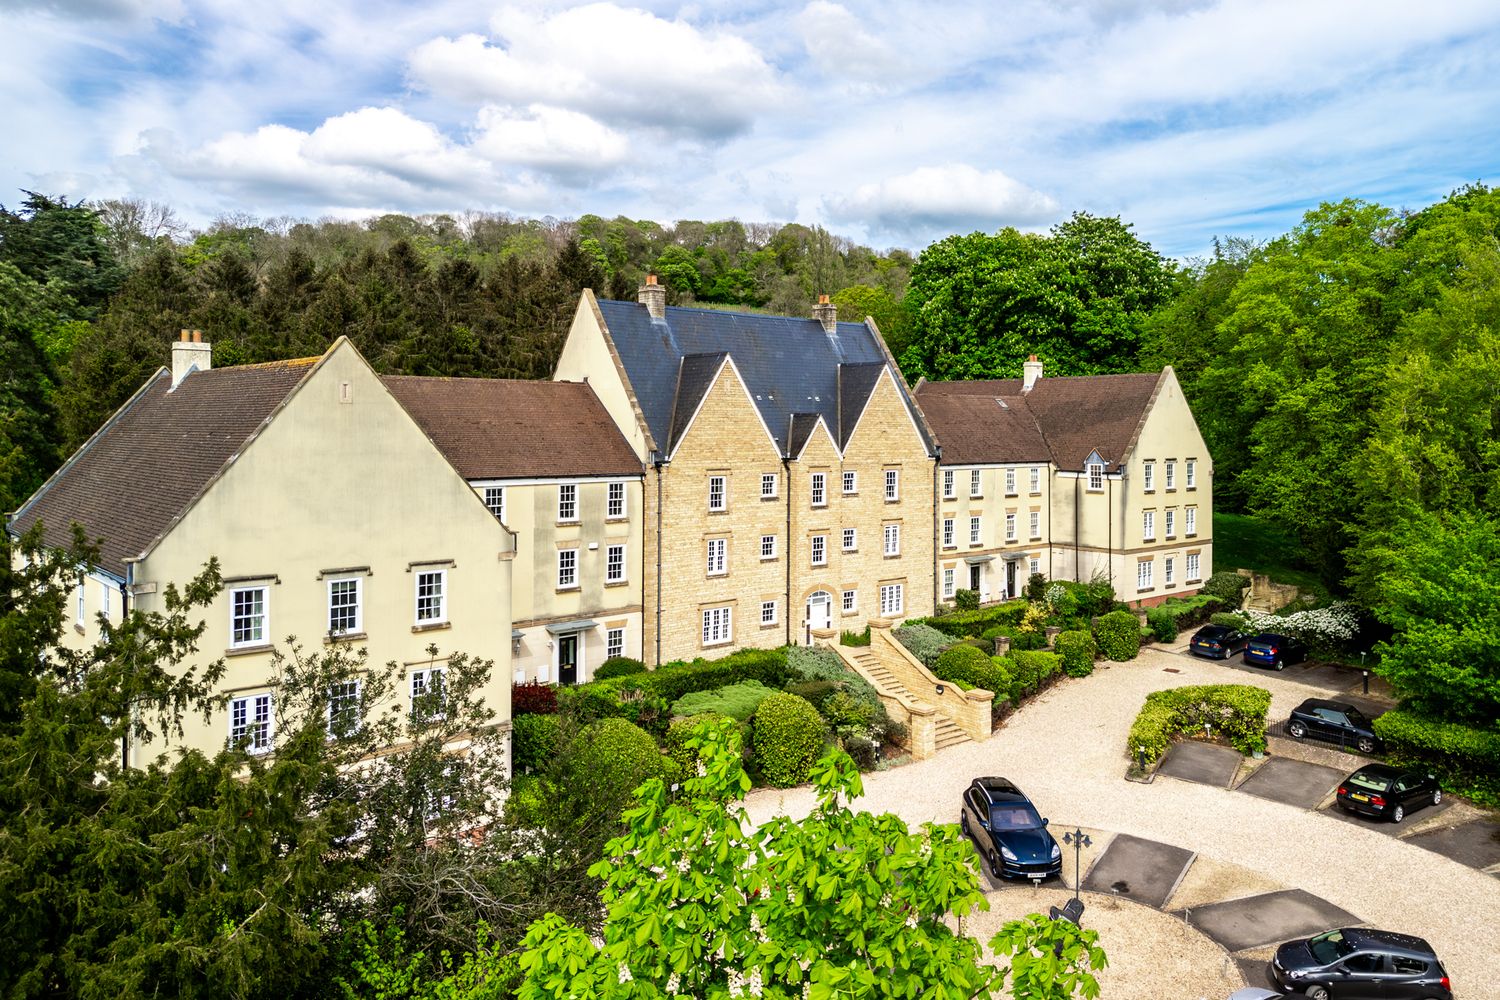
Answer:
top-left (1352, 793), bottom-right (1369, 802)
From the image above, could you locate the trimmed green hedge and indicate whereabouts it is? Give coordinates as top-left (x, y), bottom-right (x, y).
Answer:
top-left (918, 599), bottom-right (1030, 638)
top-left (1094, 610), bottom-right (1142, 661)
top-left (1004, 650), bottom-right (1062, 697)
top-left (1128, 684), bottom-right (1271, 765)
top-left (1146, 606), bottom-right (1179, 643)
top-left (570, 717), bottom-right (674, 795)
top-left (750, 693), bottom-right (828, 787)
top-left (512, 713), bottom-right (560, 774)
top-left (558, 647), bottom-right (791, 726)
top-left (1373, 709), bottom-right (1500, 806)
top-left (671, 680), bottom-right (777, 721)
top-left (934, 644), bottom-right (993, 684)
top-left (594, 656), bottom-right (646, 680)
top-left (1210, 611), bottom-right (1250, 629)
top-left (1056, 630), bottom-right (1097, 677)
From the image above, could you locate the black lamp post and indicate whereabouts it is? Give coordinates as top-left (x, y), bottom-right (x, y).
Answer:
top-left (1062, 828), bottom-right (1092, 903)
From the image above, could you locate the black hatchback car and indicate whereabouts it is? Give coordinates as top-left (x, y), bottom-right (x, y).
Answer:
top-left (1271, 927), bottom-right (1452, 999)
top-left (1243, 632), bottom-right (1308, 670)
top-left (1287, 698), bottom-right (1381, 754)
top-left (1336, 763), bottom-right (1442, 823)
top-left (1190, 624), bottom-right (1249, 659)
top-left (959, 776), bottom-right (1061, 883)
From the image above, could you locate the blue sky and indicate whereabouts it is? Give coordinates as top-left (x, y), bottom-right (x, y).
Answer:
top-left (3, 0), bottom-right (1499, 258)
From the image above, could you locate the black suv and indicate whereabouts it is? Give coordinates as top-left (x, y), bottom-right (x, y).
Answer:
top-left (959, 776), bottom-right (1061, 883)
top-left (1271, 927), bottom-right (1452, 999)
top-left (1287, 698), bottom-right (1381, 754)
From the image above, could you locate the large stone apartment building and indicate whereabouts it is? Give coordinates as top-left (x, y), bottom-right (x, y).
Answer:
top-left (916, 358), bottom-right (1213, 606)
top-left (553, 282), bottom-right (938, 664)
top-left (8, 293), bottom-right (1213, 767)
top-left (8, 335), bottom-right (517, 765)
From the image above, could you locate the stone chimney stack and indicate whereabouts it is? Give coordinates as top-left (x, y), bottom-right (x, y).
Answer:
top-left (171, 329), bottom-right (212, 389)
top-left (1022, 353), bottom-right (1043, 393)
top-left (812, 293), bottom-right (837, 333)
top-left (638, 273), bottom-right (666, 320)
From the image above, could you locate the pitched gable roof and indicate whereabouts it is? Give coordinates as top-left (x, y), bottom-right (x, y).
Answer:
top-left (666, 352), bottom-right (729, 456)
top-left (917, 371), bottom-right (1163, 471)
top-left (837, 362), bottom-right (886, 448)
top-left (9, 358), bottom-right (318, 577)
top-left (593, 299), bottom-right (932, 458)
top-left (382, 376), bottom-right (642, 480)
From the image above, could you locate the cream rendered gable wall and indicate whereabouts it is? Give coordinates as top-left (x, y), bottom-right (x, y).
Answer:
top-left (652, 358), bottom-right (784, 663)
top-left (131, 340), bottom-right (514, 764)
top-left (553, 291), bottom-right (653, 460)
top-left (494, 475), bottom-right (643, 684)
top-left (1118, 366), bottom-right (1213, 604)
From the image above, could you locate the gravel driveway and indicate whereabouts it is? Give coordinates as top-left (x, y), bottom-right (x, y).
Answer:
top-left (745, 647), bottom-right (1500, 993)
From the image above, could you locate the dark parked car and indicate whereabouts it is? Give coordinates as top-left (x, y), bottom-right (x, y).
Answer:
top-left (1271, 927), bottom-right (1452, 1000)
top-left (960, 776), bottom-right (1061, 883)
top-left (1243, 632), bottom-right (1308, 670)
top-left (1337, 763), bottom-right (1441, 823)
top-left (1287, 698), bottom-right (1381, 754)
top-left (1190, 624), bottom-right (1249, 659)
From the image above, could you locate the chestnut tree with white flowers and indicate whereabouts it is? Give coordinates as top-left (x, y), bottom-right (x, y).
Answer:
top-left (516, 717), bottom-right (1106, 1000)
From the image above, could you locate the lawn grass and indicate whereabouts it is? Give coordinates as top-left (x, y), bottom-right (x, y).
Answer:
top-left (1213, 510), bottom-right (1332, 602)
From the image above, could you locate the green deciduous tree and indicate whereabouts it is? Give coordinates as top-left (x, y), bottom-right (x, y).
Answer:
top-left (901, 213), bottom-right (1176, 381)
top-left (517, 718), bottom-right (1105, 1000)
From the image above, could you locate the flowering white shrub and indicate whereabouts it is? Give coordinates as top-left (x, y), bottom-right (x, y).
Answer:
top-left (1045, 582), bottom-right (1067, 607)
top-left (1243, 602), bottom-right (1359, 645)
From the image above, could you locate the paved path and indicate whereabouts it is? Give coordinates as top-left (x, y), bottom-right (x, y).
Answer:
top-left (744, 647), bottom-right (1500, 991)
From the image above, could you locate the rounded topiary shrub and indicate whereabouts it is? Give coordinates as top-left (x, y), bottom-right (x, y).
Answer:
top-left (933, 643), bottom-right (994, 687)
top-left (512, 712), bottom-right (561, 774)
top-left (1200, 571), bottom-right (1250, 609)
top-left (953, 588), bottom-right (980, 610)
top-left (750, 693), bottom-right (828, 787)
top-left (665, 711), bottom-right (732, 776)
top-left (571, 717), bottom-right (671, 799)
top-left (1055, 630), bottom-right (1097, 677)
top-left (1094, 609), bottom-right (1142, 661)
top-left (594, 656), bottom-right (646, 680)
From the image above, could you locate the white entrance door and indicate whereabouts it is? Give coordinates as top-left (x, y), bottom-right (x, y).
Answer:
top-left (805, 591), bottom-right (832, 645)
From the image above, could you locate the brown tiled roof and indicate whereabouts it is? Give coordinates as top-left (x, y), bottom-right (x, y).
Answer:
top-left (383, 377), bottom-right (642, 480)
top-left (9, 359), bottom-right (318, 577)
top-left (918, 371), bottom-right (1163, 471)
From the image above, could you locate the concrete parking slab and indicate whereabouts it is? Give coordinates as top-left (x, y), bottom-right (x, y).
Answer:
top-left (1080, 833), bottom-right (1195, 909)
top-left (1176, 888), bottom-right (1359, 953)
top-left (1156, 741), bottom-right (1242, 788)
top-left (1296, 662), bottom-right (1366, 691)
top-left (1320, 797), bottom-right (1455, 837)
top-left (1405, 819), bottom-right (1500, 871)
top-left (1235, 956), bottom-right (1277, 990)
top-left (1235, 756), bottom-right (1345, 810)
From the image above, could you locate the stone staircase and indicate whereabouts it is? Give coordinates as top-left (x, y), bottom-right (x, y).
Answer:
top-left (820, 620), bottom-right (992, 760)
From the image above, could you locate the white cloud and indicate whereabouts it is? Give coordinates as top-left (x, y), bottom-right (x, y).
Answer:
top-left (824, 164), bottom-right (1060, 242)
top-left (407, 3), bottom-right (782, 137)
top-left (470, 104), bottom-right (630, 176)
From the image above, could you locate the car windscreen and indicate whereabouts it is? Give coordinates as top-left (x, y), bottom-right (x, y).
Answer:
top-left (1347, 771), bottom-right (1389, 792)
top-left (989, 805), bottom-right (1043, 830)
top-left (1308, 930), bottom-right (1356, 965)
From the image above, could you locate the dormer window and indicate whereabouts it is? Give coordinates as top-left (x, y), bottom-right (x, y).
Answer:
top-left (1087, 462), bottom-right (1104, 491)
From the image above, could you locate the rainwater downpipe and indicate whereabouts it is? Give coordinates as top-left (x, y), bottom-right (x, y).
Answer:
top-left (783, 455), bottom-right (792, 648)
top-left (654, 457), bottom-right (664, 668)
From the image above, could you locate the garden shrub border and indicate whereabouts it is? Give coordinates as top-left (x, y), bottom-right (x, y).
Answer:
top-left (1127, 683), bottom-right (1272, 767)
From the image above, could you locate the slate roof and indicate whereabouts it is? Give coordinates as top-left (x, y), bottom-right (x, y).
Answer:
top-left (8, 358), bottom-right (318, 577)
top-left (383, 376), bottom-right (642, 480)
top-left (594, 299), bottom-right (931, 458)
top-left (665, 353), bottom-right (729, 455)
top-left (917, 372), bottom-right (1163, 471)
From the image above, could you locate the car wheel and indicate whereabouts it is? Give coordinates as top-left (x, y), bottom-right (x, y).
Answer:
top-left (1433, 789), bottom-right (1443, 806)
top-left (1274, 659), bottom-right (1285, 671)
top-left (988, 850), bottom-right (1002, 879)
top-left (1392, 805), bottom-right (1405, 824)
top-left (1288, 720), bottom-right (1307, 739)
top-left (1305, 987), bottom-right (1330, 1000)
top-left (1357, 736), bottom-right (1377, 754)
